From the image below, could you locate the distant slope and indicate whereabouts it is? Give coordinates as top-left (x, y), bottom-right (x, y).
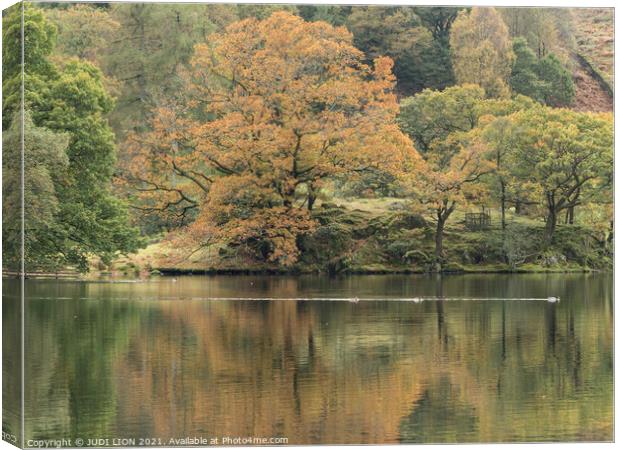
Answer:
top-left (571, 8), bottom-right (613, 85)
top-left (570, 8), bottom-right (613, 112)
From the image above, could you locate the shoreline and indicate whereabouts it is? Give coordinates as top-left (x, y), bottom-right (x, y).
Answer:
top-left (3, 266), bottom-right (609, 280)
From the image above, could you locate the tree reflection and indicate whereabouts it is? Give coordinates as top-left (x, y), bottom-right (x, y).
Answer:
top-left (10, 274), bottom-right (613, 444)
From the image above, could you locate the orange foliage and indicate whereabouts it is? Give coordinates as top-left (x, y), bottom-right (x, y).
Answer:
top-left (124, 12), bottom-right (418, 265)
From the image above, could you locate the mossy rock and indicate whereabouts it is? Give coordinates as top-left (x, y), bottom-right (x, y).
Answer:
top-left (298, 222), bottom-right (353, 265)
top-left (387, 212), bottom-right (427, 231)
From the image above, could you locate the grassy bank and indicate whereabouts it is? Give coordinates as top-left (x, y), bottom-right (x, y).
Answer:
top-left (105, 198), bottom-right (611, 277)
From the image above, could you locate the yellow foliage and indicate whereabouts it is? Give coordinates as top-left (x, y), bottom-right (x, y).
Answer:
top-left (450, 7), bottom-right (514, 98)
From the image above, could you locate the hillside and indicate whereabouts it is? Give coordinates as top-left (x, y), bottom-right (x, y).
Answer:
top-left (570, 8), bottom-right (614, 112)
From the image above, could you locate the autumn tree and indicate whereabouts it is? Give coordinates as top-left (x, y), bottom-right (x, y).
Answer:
top-left (450, 7), bottom-right (514, 98)
top-left (507, 107), bottom-right (613, 242)
top-left (126, 12), bottom-right (414, 265)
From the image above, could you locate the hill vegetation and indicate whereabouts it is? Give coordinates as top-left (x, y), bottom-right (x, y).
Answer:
top-left (570, 8), bottom-right (613, 113)
top-left (572, 8), bottom-right (613, 86)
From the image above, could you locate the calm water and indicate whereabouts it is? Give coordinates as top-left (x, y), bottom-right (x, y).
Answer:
top-left (3, 274), bottom-right (614, 444)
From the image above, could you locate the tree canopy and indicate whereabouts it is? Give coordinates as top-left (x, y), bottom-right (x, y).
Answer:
top-left (2, 112), bottom-right (69, 270)
top-left (510, 37), bottom-right (575, 107)
top-left (450, 7), bottom-right (514, 98)
top-left (125, 11), bottom-right (416, 265)
top-left (504, 107), bottom-right (612, 241)
top-left (2, 4), bottom-right (141, 271)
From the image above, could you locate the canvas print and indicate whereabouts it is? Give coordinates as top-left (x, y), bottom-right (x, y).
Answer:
top-left (1, 1), bottom-right (614, 446)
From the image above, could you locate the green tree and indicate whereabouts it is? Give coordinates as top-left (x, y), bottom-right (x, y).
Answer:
top-left (102, 3), bottom-right (238, 136)
top-left (509, 37), bottom-right (544, 101)
top-left (477, 116), bottom-right (518, 231)
top-left (398, 85), bottom-right (494, 263)
top-left (472, 95), bottom-right (538, 230)
top-left (450, 7), bottom-right (514, 98)
top-left (536, 53), bottom-right (575, 107)
top-left (500, 8), bottom-right (571, 60)
top-left (2, 4), bottom-right (141, 271)
top-left (399, 127), bottom-right (492, 264)
top-left (411, 6), bottom-right (463, 91)
top-left (510, 37), bottom-right (575, 107)
top-left (37, 59), bottom-right (142, 270)
top-left (297, 5), bottom-right (351, 26)
top-left (2, 112), bottom-right (69, 271)
top-left (346, 7), bottom-right (453, 93)
top-left (2, 3), bottom-right (58, 129)
top-left (398, 86), bottom-right (537, 260)
top-left (236, 3), bottom-right (298, 20)
top-left (507, 107), bottom-right (612, 242)
top-left (44, 4), bottom-right (120, 63)
top-left (414, 7), bottom-right (462, 42)
top-left (398, 84), bottom-right (485, 154)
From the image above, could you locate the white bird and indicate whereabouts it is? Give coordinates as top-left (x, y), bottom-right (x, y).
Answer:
top-left (171, 278), bottom-right (177, 283)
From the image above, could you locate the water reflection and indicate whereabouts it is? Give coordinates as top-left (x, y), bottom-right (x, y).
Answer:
top-left (2, 274), bottom-right (613, 444)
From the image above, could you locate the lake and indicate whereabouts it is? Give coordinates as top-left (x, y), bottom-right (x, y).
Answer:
top-left (3, 273), bottom-right (613, 444)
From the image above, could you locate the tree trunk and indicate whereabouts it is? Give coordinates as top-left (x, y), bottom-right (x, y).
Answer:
top-left (567, 187), bottom-right (579, 225)
top-left (515, 198), bottom-right (523, 215)
top-left (500, 179), bottom-right (506, 230)
top-left (545, 208), bottom-right (557, 243)
top-left (435, 215), bottom-right (445, 262)
top-left (281, 183), bottom-right (295, 208)
top-left (545, 192), bottom-right (557, 243)
top-left (307, 184), bottom-right (316, 211)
